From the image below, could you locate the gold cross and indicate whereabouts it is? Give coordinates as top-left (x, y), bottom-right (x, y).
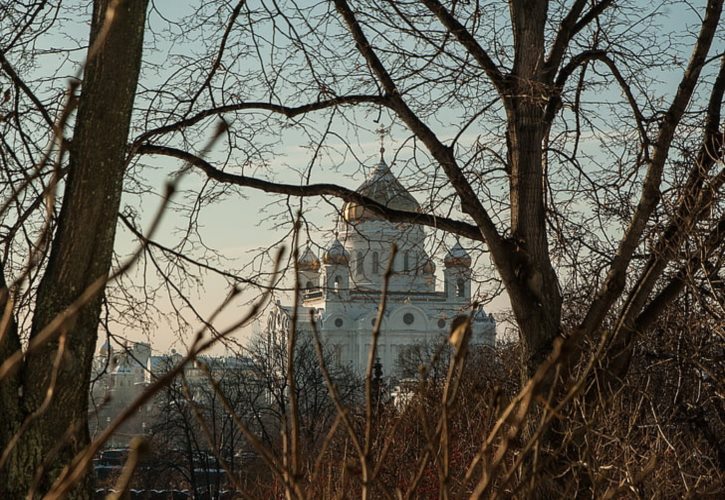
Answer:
top-left (376, 125), bottom-right (386, 160)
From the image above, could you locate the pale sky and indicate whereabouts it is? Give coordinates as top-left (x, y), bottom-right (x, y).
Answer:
top-left (19, 0), bottom-right (716, 356)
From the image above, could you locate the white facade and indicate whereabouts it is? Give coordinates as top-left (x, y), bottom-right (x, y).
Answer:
top-left (89, 341), bottom-right (154, 446)
top-left (269, 154), bottom-right (495, 376)
top-left (89, 341), bottom-right (256, 445)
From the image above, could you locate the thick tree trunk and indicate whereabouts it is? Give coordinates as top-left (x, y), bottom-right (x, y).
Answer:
top-left (506, 0), bottom-right (563, 379)
top-left (503, 2), bottom-right (569, 494)
top-left (0, 1), bottom-right (148, 498)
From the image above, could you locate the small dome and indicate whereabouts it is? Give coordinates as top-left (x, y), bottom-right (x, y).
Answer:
top-left (323, 238), bottom-right (350, 265)
top-left (444, 241), bottom-right (471, 268)
top-left (99, 340), bottom-right (112, 356)
top-left (422, 256), bottom-right (436, 274)
top-left (473, 306), bottom-right (490, 322)
top-left (298, 247), bottom-right (320, 272)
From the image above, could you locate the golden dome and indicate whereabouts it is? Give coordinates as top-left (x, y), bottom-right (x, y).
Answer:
top-left (342, 159), bottom-right (420, 223)
top-left (444, 241), bottom-right (471, 268)
top-left (298, 247), bottom-right (320, 272)
top-left (323, 239), bottom-right (349, 265)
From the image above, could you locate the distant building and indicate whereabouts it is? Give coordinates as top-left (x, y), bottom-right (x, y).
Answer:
top-left (89, 341), bottom-right (152, 446)
top-left (268, 149), bottom-right (495, 376)
top-left (88, 341), bottom-right (255, 446)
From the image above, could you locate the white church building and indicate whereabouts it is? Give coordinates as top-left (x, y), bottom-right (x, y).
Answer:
top-left (268, 150), bottom-right (495, 376)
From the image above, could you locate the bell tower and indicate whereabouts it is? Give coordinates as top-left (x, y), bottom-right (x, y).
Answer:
top-left (323, 238), bottom-right (350, 303)
top-left (443, 241), bottom-right (471, 303)
top-left (297, 246), bottom-right (321, 293)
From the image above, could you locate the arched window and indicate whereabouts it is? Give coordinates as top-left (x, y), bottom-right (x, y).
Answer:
top-left (305, 281), bottom-right (314, 289)
top-left (403, 251), bottom-right (410, 271)
top-left (456, 278), bottom-right (465, 297)
top-left (334, 275), bottom-right (342, 293)
top-left (372, 252), bottom-right (380, 274)
top-left (356, 251), bottom-right (364, 275)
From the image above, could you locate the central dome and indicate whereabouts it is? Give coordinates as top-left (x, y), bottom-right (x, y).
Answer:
top-left (342, 158), bottom-right (420, 222)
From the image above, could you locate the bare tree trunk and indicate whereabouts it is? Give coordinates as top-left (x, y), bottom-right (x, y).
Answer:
top-left (0, 1), bottom-right (148, 497)
top-left (505, 0), bottom-right (563, 379)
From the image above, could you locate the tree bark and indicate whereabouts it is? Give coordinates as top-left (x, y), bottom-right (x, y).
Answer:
top-left (505, 0), bottom-right (563, 379)
top-left (0, 1), bottom-right (148, 497)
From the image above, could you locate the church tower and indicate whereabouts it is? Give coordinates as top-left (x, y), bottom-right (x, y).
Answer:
top-left (297, 246), bottom-right (321, 293)
top-left (443, 241), bottom-right (472, 303)
top-left (323, 238), bottom-right (350, 303)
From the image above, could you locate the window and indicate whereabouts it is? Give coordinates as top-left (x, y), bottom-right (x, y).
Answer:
top-left (403, 313), bottom-right (415, 325)
top-left (404, 252), bottom-right (410, 271)
top-left (305, 281), bottom-right (314, 289)
top-left (372, 252), bottom-right (380, 274)
top-left (456, 278), bottom-right (465, 297)
top-left (334, 275), bottom-right (341, 293)
top-left (356, 252), bottom-right (364, 275)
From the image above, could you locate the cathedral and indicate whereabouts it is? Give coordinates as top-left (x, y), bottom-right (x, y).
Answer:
top-left (268, 148), bottom-right (495, 376)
